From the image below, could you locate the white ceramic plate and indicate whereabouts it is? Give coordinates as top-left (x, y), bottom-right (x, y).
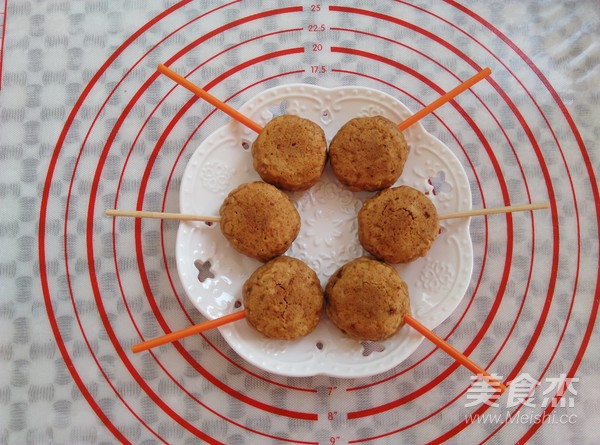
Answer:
top-left (176, 84), bottom-right (473, 378)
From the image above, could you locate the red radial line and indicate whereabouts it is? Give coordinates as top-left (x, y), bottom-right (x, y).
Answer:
top-left (128, 50), bottom-right (317, 422)
top-left (38, 1), bottom-right (195, 443)
top-left (154, 70), bottom-right (318, 393)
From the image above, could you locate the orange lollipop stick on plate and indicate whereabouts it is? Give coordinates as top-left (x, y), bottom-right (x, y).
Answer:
top-left (131, 310), bottom-right (246, 353)
top-left (157, 64), bottom-right (263, 134)
top-left (404, 314), bottom-right (507, 393)
top-left (398, 67), bottom-right (492, 131)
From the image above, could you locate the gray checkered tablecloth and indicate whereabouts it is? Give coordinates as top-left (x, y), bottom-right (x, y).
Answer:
top-left (1, 1), bottom-right (599, 444)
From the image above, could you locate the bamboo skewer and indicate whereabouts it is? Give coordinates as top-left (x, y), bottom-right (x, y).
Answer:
top-left (106, 202), bottom-right (549, 223)
top-left (437, 202), bottom-right (549, 221)
top-left (398, 67), bottom-right (492, 131)
top-left (403, 315), bottom-right (507, 393)
top-left (157, 64), bottom-right (263, 134)
top-left (105, 209), bottom-right (221, 223)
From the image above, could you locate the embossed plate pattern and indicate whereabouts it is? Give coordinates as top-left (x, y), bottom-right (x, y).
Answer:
top-left (176, 84), bottom-right (473, 378)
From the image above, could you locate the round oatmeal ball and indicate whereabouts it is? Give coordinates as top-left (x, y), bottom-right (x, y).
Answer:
top-left (219, 181), bottom-right (300, 262)
top-left (325, 257), bottom-right (411, 342)
top-left (243, 256), bottom-right (324, 340)
top-left (358, 185), bottom-right (439, 263)
top-left (251, 114), bottom-right (327, 191)
top-left (329, 116), bottom-right (409, 191)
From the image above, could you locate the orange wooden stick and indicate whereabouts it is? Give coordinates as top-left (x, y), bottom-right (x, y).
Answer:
top-left (157, 64), bottom-right (263, 134)
top-left (398, 67), bottom-right (492, 131)
top-left (404, 314), bottom-right (507, 393)
top-left (131, 310), bottom-right (247, 353)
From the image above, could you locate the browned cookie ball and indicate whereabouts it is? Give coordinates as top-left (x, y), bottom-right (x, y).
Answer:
top-left (243, 256), bottom-right (324, 340)
top-left (358, 185), bottom-right (439, 263)
top-left (329, 116), bottom-right (409, 191)
top-left (251, 114), bottom-right (327, 191)
top-left (219, 182), bottom-right (300, 262)
top-left (325, 257), bottom-right (410, 342)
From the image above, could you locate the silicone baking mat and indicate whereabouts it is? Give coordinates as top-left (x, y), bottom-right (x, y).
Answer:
top-left (1, 1), bottom-right (599, 444)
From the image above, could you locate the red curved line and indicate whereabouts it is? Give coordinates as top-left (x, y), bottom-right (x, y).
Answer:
top-left (84, 70), bottom-right (225, 445)
top-left (56, 3), bottom-right (310, 443)
top-left (329, 6), bottom-right (479, 68)
top-left (328, 49), bottom-right (515, 420)
top-left (130, 49), bottom-right (317, 422)
top-left (155, 70), bottom-right (318, 393)
top-left (381, 2), bottom-right (584, 442)
top-left (110, 69), bottom-right (317, 442)
top-left (163, 6), bottom-right (302, 66)
top-left (329, 12), bottom-right (563, 438)
top-left (351, 2), bottom-right (583, 443)
top-left (436, 1), bottom-right (597, 442)
top-left (331, 24), bottom-right (533, 391)
top-left (38, 1), bottom-right (195, 443)
top-left (0, 0), bottom-right (7, 89)
top-left (331, 68), bottom-right (490, 391)
top-left (109, 26), bottom-right (315, 394)
top-left (59, 2), bottom-right (248, 442)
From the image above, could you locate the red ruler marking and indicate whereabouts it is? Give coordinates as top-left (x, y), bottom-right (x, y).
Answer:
top-left (0, 0), bottom-right (7, 89)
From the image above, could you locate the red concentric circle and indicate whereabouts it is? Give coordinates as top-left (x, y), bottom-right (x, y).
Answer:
top-left (39, 2), bottom-right (598, 444)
